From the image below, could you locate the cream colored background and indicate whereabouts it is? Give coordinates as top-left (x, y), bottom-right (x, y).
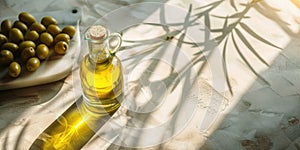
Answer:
top-left (0, 0), bottom-right (300, 149)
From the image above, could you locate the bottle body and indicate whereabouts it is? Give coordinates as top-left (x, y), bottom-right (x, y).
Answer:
top-left (80, 54), bottom-right (123, 116)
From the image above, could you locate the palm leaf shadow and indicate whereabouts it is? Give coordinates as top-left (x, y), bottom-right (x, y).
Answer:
top-left (239, 22), bottom-right (282, 50)
top-left (1, 121), bottom-right (30, 150)
top-left (195, 0), bottom-right (282, 94)
top-left (231, 31), bottom-right (269, 85)
top-left (222, 36), bottom-right (232, 95)
top-left (173, 0), bottom-right (282, 95)
top-left (235, 28), bottom-right (269, 67)
top-left (91, 0), bottom-right (285, 148)
top-left (14, 121), bottom-right (30, 150)
top-left (230, 0), bottom-right (238, 11)
top-left (108, 3), bottom-right (202, 148)
top-left (2, 132), bottom-right (8, 150)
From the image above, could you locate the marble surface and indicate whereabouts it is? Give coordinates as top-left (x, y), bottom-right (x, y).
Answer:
top-left (0, 0), bottom-right (300, 149)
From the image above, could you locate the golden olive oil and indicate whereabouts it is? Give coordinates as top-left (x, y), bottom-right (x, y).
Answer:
top-left (80, 55), bottom-right (123, 115)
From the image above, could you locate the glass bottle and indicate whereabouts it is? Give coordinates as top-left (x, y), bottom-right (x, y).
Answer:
top-left (29, 25), bottom-right (123, 150)
top-left (80, 25), bottom-right (123, 116)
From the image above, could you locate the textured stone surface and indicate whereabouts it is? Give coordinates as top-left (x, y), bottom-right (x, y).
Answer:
top-left (0, 0), bottom-right (300, 149)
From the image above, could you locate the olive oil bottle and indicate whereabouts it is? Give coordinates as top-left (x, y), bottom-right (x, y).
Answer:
top-left (29, 25), bottom-right (123, 150)
top-left (80, 25), bottom-right (123, 116)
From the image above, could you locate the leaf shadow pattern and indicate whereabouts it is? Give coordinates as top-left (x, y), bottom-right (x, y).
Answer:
top-left (252, 0), bottom-right (300, 37)
top-left (197, 1), bottom-right (300, 149)
top-left (96, 0), bottom-right (286, 148)
top-left (71, 0), bottom-right (299, 149)
top-left (1, 0), bottom-right (286, 149)
top-left (1, 121), bottom-right (30, 150)
top-left (190, 0), bottom-right (283, 94)
top-left (90, 4), bottom-right (209, 149)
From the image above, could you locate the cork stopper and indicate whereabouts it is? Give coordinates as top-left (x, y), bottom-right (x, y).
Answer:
top-left (87, 25), bottom-right (107, 40)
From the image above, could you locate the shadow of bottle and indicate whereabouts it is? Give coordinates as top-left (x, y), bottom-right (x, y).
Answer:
top-left (29, 95), bottom-right (122, 150)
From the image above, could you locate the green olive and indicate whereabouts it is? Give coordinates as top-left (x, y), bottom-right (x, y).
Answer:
top-left (40, 32), bottom-right (53, 47)
top-left (18, 12), bottom-right (36, 27)
top-left (1, 19), bottom-right (12, 36)
top-left (0, 50), bottom-right (14, 66)
top-left (47, 24), bottom-right (61, 37)
top-left (54, 33), bottom-right (70, 44)
top-left (29, 22), bottom-right (46, 34)
top-left (54, 41), bottom-right (68, 54)
top-left (0, 34), bottom-right (8, 46)
top-left (41, 16), bottom-right (58, 27)
top-left (13, 21), bottom-right (28, 34)
top-left (25, 30), bottom-right (39, 42)
top-left (21, 47), bottom-right (35, 62)
top-left (1, 42), bottom-right (19, 53)
top-left (9, 28), bottom-right (24, 44)
top-left (8, 61), bottom-right (21, 77)
top-left (62, 25), bottom-right (76, 38)
top-left (26, 57), bottom-right (40, 72)
top-left (36, 44), bottom-right (49, 60)
top-left (19, 41), bottom-right (36, 52)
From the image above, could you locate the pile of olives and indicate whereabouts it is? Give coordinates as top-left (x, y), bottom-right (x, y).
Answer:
top-left (0, 12), bottom-right (76, 78)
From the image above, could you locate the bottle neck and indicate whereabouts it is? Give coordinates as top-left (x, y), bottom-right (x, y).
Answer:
top-left (88, 40), bottom-right (111, 64)
top-left (85, 25), bottom-right (111, 64)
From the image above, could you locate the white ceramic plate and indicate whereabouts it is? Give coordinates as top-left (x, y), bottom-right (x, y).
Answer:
top-left (0, 8), bottom-right (81, 90)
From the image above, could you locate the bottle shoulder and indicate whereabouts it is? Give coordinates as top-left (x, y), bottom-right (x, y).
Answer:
top-left (80, 55), bottom-right (122, 72)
